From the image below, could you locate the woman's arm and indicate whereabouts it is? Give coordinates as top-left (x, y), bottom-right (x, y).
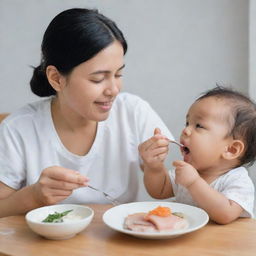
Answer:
top-left (0, 166), bottom-right (89, 218)
top-left (0, 182), bottom-right (42, 217)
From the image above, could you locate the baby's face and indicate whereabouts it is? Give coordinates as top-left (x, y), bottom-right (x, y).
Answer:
top-left (180, 96), bottom-right (232, 172)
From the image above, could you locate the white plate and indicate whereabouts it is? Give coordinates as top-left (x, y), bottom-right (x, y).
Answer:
top-left (103, 201), bottom-right (209, 239)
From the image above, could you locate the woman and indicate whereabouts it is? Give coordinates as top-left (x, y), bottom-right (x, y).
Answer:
top-left (0, 8), bottom-right (173, 217)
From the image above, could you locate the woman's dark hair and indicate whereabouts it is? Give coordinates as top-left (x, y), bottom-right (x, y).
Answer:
top-left (197, 86), bottom-right (256, 166)
top-left (30, 8), bottom-right (127, 97)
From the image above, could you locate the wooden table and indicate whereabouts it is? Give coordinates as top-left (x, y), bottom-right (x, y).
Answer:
top-left (0, 204), bottom-right (256, 256)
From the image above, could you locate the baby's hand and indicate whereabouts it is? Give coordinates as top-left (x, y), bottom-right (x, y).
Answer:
top-left (173, 160), bottom-right (200, 188)
top-left (138, 128), bottom-right (169, 170)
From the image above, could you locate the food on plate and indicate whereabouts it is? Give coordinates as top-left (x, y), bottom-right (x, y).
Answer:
top-left (148, 206), bottom-right (172, 217)
top-left (42, 209), bottom-right (73, 223)
top-left (123, 212), bottom-right (156, 232)
top-left (124, 206), bottom-right (188, 232)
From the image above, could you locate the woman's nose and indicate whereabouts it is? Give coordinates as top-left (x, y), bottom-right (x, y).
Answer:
top-left (104, 79), bottom-right (121, 96)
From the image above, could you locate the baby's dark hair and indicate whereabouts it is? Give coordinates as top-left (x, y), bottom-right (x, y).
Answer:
top-left (197, 86), bottom-right (256, 166)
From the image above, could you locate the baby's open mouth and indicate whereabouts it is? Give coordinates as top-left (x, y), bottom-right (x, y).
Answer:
top-left (182, 146), bottom-right (190, 154)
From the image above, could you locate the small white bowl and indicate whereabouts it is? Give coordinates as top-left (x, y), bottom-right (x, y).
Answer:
top-left (25, 204), bottom-right (94, 240)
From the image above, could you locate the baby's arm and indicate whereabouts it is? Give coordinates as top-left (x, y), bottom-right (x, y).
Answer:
top-left (139, 128), bottom-right (174, 199)
top-left (173, 160), bottom-right (243, 224)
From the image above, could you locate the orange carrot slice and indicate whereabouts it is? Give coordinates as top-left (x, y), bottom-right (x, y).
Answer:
top-left (147, 206), bottom-right (172, 217)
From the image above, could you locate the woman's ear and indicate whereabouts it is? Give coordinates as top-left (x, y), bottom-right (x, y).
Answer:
top-left (222, 140), bottom-right (245, 160)
top-left (46, 65), bottom-right (65, 92)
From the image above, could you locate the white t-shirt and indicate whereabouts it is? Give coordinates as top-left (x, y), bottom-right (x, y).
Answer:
top-left (0, 92), bottom-right (173, 204)
top-left (169, 166), bottom-right (255, 217)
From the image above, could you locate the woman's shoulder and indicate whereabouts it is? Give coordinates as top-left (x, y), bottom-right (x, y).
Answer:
top-left (2, 97), bottom-right (52, 127)
top-left (116, 92), bottom-right (145, 103)
top-left (114, 92), bottom-right (150, 110)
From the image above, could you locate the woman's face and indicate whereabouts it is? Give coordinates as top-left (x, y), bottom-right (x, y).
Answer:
top-left (57, 40), bottom-right (125, 122)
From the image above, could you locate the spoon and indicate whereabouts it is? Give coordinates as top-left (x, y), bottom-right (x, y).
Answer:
top-left (167, 139), bottom-right (184, 148)
top-left (167, 139), bottom-right (190, 154)
top-left (87, 185), bottom-right (120, 206)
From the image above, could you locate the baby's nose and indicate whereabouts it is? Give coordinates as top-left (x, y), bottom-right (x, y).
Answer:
top-left (182, 126), bottom-right (192, 136)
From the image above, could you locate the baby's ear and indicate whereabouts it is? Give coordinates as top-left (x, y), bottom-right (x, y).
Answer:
top-left (222, 140), bottom-right (244, 160)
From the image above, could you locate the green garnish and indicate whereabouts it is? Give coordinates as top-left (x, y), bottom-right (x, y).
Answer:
top-left (42, 209), bottom-right (73, 223)
top-left (172, 212), bottom-right (185, 218)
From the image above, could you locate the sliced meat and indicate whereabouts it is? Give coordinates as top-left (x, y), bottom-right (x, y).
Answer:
top-left (145, 214), bottom-right (188, 231)
top-left (124, 212), bottom-right (157, 232)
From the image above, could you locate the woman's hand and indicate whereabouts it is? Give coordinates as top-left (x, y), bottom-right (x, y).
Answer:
top-left (32, 166), bottom-right (89, 206)
top-left (138, 128), bottom-right (169, 170)
top-left (173, 160), bottom-right (200, 188)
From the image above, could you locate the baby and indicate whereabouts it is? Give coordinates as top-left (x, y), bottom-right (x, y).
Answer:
top-left (139, 86), bottom-right (256, 224)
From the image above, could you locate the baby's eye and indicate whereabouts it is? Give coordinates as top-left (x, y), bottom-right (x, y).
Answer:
top-left (185, 121), bottom-right (189, 127)
top-left (196, 123), bottom-right (204, 129)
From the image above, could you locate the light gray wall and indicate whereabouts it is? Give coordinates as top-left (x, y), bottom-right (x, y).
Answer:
top-left (1, 0), bottom-right (253, 200)
top-left (250, 0), bottom-right (256, 98)
top-left (249, 0), bottom-right (256, 214)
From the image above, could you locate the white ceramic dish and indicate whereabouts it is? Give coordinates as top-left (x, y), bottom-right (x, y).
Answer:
top-left (103, 201), bottom-right (209, 239)
top-left (25, 204), bottom-right (94, 240)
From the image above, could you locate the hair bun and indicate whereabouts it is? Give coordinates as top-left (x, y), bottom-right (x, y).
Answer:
top-left (30, 65), bottom-right (56, 97)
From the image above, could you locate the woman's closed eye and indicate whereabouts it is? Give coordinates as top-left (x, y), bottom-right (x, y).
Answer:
top-left (90, 78), bottom-right (104, 84)
top-left (90, 73), bottom-right (123, 84)
top-left (114, 70), bottom-right (123, 79)
top-left (89, 75), bottom-right (105, 84)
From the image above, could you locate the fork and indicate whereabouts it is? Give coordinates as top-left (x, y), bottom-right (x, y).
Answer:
top-left (87, 185), bottom-right (120, 206)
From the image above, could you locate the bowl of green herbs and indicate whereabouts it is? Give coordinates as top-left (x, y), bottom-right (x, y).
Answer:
top-left (25, 204), bottom-right (94, 240)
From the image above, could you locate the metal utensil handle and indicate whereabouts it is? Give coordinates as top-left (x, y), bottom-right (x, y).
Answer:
top-left (102, 192), bottom-right (120, 206)
top-left (87, 185), bottom-right (120, 206)
top-left (87, 185), bottom-right (98, 192)
top-left (168, 139), bottom-right (184, 147)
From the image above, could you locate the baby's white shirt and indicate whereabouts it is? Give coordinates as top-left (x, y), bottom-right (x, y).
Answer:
top-left (169, 166), bottom-right (255, 217)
